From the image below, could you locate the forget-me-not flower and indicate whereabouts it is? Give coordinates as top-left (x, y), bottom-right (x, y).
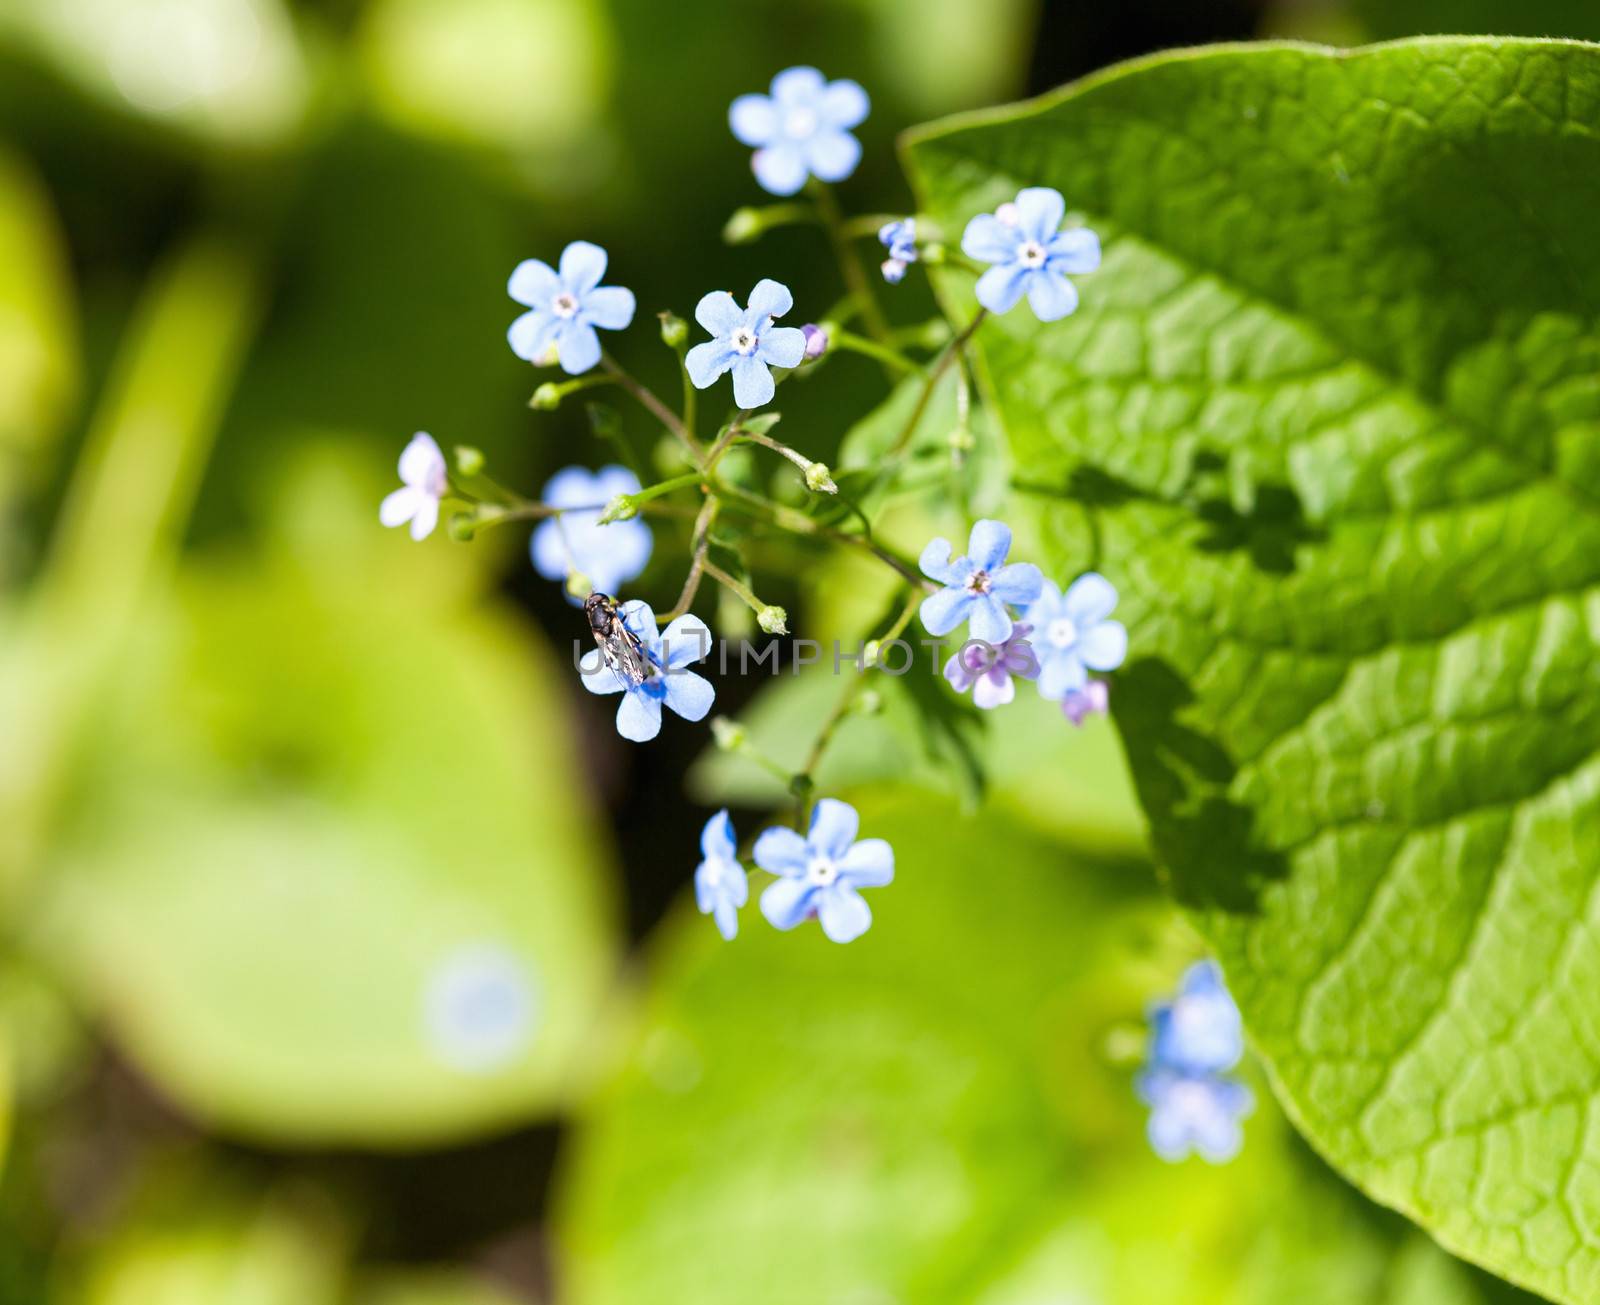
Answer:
top-left (962, 187), bottom-right (1100, 321)
top-left (379, 432), bottom-right (449, 541)
top-left (507, 241), bottom-right (636, 376)
top-left (1149, 960), bottom-right (1244, 1075)
top-left (919, 519), bottom-right (1043, 646)
top-left (1061, 679), bottom-right (1110, 727)
top-left (729, 66), bottom-right (869, 196)
top-left (1024, 573), bottom-right (1127, 701)
top-left (944, 623), bottom-right (1040, 709)
top-left (530, 465), bottom-right (652, 602)
top-left (1136, 960), bottom-right (1252, 1163)
top-left (579, 601), bottom-right (714, 743)
top-left (695, 810), bottom-right (749, 941)
top-left (879, 217), bottom-right (917, 283)
top-left (756, 798), bottom-right (893, 944)
top-left (685, 279), bottom-right (807, 410)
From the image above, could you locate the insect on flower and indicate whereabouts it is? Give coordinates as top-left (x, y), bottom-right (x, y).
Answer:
top-left (583, 591), bottom-right (656, 689)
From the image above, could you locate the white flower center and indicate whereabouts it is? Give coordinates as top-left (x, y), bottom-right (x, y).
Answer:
top-left (1018, 240), bottom-right (1047, 269)
top-left (731, 326), bottom-right (759, 356)
top-left (1047, 617), bottom-right (1078, 648)
top-left (806, 856), bottom-right (839, 887)
top-left (964, 569), bottom-right (992, 596)
top-left (784, 107), bottom-right (818, 138)
top-left (551, 290), bottom-right (580, 319)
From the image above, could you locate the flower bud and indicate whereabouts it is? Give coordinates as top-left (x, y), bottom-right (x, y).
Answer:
top-left (598, 494), bottom-right (638, 524)
top-left (880, 258), bottom-right (907, 284)
top-left (722, 207), bottom-right (763, 245)
top-left (921, 241), bottom-right (947, 265)
top-left (448, 512), bottom-right (476, 542)
top-left (565, 570), bottom-right (594, 599)
top-left (801, 323), bottom-right (829, 360)
top-left (530, 382), bottom-right (563, 411)
top-left (659, 311), bottom-right (688, 349)
top-left (863, 639), bottom-right (882, 669)
top-left (757, 605), bottom-right (789, 635)
top-left (453, 445), bottom-right (485, 476)
top-left (803, 461), bottom-right (837, 494)
top-left (710, 716), bottom-right (747, 751)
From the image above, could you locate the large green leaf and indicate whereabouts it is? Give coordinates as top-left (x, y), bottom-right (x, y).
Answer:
top-left (905, 37), bottom-right (1600, 1303)
top-left (554, 793), bottom-right (1515, 1304)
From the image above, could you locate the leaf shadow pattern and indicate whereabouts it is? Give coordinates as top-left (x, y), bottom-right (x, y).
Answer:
top-left (1111, 656), bottom-right (1287, 914)
top-left (1191, 480), bottom-right (1325, 576)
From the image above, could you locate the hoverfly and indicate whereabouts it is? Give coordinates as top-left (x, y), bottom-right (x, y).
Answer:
top-left (583, 591), bottom-right (657, 690)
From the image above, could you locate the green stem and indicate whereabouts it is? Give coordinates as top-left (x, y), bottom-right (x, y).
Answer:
top-left (810, 180), bottom-right (892, 345)
top-left (702, 558), bottom-right (765, 615)
top-left (887, 308), bottom-right (987, 459)
top-left (661, 494), bottom-right (718, 621)
top-left (831, 329), bottom-right (917, 374)
top-left (601, 353), bottom-right (705, 467)
top-left (840, 212), bottom-right (907, 240)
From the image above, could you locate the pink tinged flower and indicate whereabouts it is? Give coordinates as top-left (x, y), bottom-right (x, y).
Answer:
top-left (380, 432), bottom-right (449, 541)
top-left (943, 623), bottom-right (1040, 710)
top-left (1062, 679), bottom-right (1109, 726)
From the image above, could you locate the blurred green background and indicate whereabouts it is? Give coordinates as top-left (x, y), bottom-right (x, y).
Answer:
top-left (0, 0), bottom-right (1587, 1301)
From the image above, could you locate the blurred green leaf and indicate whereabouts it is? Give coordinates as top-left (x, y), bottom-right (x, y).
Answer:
top-left (348, 1269), bottom-right (523, 1305)
top-left (34, 450), bottom-right (620, 1146)
top-left (554, 793), bottom-right (1500, 1304)
top-left (1354, 0), bottom-right (1600, 41)
top-left (906, 37), bottom-right (1600, 1302)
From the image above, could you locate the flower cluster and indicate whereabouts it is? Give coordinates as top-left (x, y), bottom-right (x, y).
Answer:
top-left (693, 799), bottom-right (893, 944)
top-left (1136, 961), bottom-right (1253, 1163)
top-left (879, 218), bottom-right (917, 283)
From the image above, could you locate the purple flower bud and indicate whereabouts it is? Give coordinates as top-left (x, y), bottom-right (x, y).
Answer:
top-left (1062, 679), bottom-right (1109, 726)
top-left (801, 323), bottom-right (829, 360)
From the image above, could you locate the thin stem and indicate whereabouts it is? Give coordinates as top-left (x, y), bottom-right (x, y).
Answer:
top-left (602, 353), bottom-right (704, 466)
top-left (705, 411), bottom-right (753, 469)
top-left (632, 471), bottom-right (704, 506)
top-left (831, 329), bottom-right (917, 374)
top-left (887, 308), bottom-right (987, 459)
top-left (840, 212), bottom-right (907, 240)
top-left (810, 180), bottom-right (892, 345)
top-left (661, 494), bottom-right (718, 621)
top-left (738, 429), bottom-right (812, 475)
top-left (801, 674), bottom-right (866, 779)
top-left (702, 558), bottom-right (765, 615)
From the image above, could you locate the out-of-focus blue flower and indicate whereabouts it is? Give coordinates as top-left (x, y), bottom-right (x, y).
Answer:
top-left (695, 810), bottom-right (748, 940)
top-left (1025, 573), bottom-right (1127, 701)
top-left (507, 241), bottom-right (636, 375)
top-left (961, 187), bottom-right (1100, 321)
top-left (1061, 679), bottom-right (1109, 727)
top-left (1150, 960), bottom-right (1243, 1074)
top-left (685, 279), bottom-right (807, 410)
top-left (755, 798), bottom-right (892, 944)
top-left (943, 622), bottom-right (1039, 709)
top-left (879, 217), bottom-right (917, 283)
top-left (530, 465), bottom-right (652, 601)
top-left (578, 601), bottom-right (713, 743)
top-left (1136, 1066), bottom-right (1253, 1164)
top-left (729, 66), bottom-right (869, 196)
top-left (919, 519), bottom-right (1043, 645)
top-left (379, 432), bottom-right (448, 541)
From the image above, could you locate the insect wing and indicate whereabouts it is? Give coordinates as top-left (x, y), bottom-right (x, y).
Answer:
top-left (598, 617), bottom-right (655, 689)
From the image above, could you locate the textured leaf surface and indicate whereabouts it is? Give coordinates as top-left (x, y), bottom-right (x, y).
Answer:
top-left (906, 37), bottom-right (1600, 1302)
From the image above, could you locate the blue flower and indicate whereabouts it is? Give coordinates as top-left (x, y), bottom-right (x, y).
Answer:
top-left (729, 66), bottom-right (869, 196)
top-left (1024, 573), bottom-right (1127, 700)
top-left (507, 241), bottom-right (636, 375)
top-left (961, 187), bottom-right (1100, 321)
top-left (578, 601), bottom-right (714, 743)
top-left (695, 810), bottom-right (748, 940)
top-left (1136, 1066), bottom-right (1253, 1164)
top-left (1149, 960), bottom-right (1243, 1075)
top-left (755, 798), bottom-right (893, 944)
top-left (530, 465), bottom-right (653, 602)
top-left (685, 279), bottom-right (807, 410)
top-left (878, 217), bottom-right (917, 283)
top-left (918, 519), bottom-right (1043, 645)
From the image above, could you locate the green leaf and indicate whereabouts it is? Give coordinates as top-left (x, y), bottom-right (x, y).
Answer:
top-left (905, 37), bottom-right (1600, 1302)
top-left (554, 793), bottom-right (1511, 1304)
top-left (1354, 0), bottom-right (1600, 43)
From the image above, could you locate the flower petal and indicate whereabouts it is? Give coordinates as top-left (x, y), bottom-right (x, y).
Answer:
top-left (585, 520), bottom-right (653, 596)
top-left (711, 895), bottom-right (740, 941)
top-left (694, 289), bottom-right (743, 336)
top-left (507, 309), bottom-right (557, 362)
top-left (753, 826), bottom-right (809, 877)
top-left (961, 213), bottom-right (1021, 264)
top-left (746, 278), bottom-right (793, 321)
top-left (919, 536), bottom-right (974, 586)
top-left (619, 600), bottom-right (659, 646)
top-left (507, 258), bottom-right (559, 307)
top-left (808, 797), bottom-right (859, 858)
top-left (556, 321), bottom-right (602, 375)
top-left (1014, 186), bottom-right (1066, 243)
top-left (582, 285), bottom-right (635, 331)
top-left (758, 325), bottom-right (807, 369)
top-left (919, 586), bottom-right (974, 637)
top-left (1022, 579), bottom-right (1063, 628)
top-left (701, 809), bottom-right (737, 862)
top-left (408, 495), bottom-right (439, 541)
top-left (729, 92), bottom-right (777, 145)
top-left (731, 356), bottom-right (775, 409)
top-left (541, 465), bottom-right (602, 509)
top-left (529, 519), bottom-right (569, 581)
top-left (943, 649), bottom-right (978, 692)
top-left (1026, 269), bottom-right (1079, 323)
top-left (966, 594), bottom-right (1013, 646)
top-left (752, 144), bottom-right (808, 196)
top-left (663, 669), bottom-right (714, 722)
top-left (819, 78), bottom-right (868, 129)
top-left (837, 837), bottom-right (893, 888)
top-left (1064, 571), bottom-right (1119, 626)
top-left (760, 876), bottom-right (816, 930)
top-left (805, 129), bottom-right (860, 183)
top-left (686, 340), bottom-right (734, 390)
top-left (972, 670), bottom-right (1015, 710)
top-left (660, 614), bottom-right (712, 668)
top-left (816, 884), bottom-right (871, 943)
top-left (399, 432), bottom-right (446, 488)
top-left (975, 261), bottom-right (1031, 315)
top-left (1037, 649), bottom-right (1088, 700)
top-left (1048, 227), bottom-right (1101, 275)
top-left (559, 240), bottom-right (608, 294)
top-left (967, 518), bottom-right (1012, 571)
top-left (379, 486), bottom-right (418, 528)
top-left (578, 649), bottom-right (626, 695)
top-left (770, 65), bottom-right (825, 107)
top-left (1077, 619), bottom-right (1128, 671)
top-left (989, 561), bottom-right (1043, 607)
top-left (615, 688), bottom-right (661, 742)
